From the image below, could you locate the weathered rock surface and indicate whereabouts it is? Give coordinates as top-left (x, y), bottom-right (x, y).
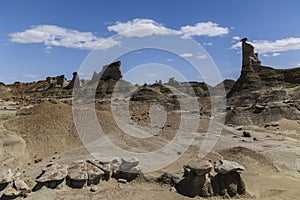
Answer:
top-left (176, 171), bottom-right (213, 197)
top-left (3, 179), bottom-right (30, 198)
top-left (184, 160), bottom-right (212, 176)
top-left (67, 160), bottom-right (88, 188)
top-left (65, 72), bottom-right (80, 89)
top-left (86, 162), bottom-right (105, 186)
top-left (115, 157), bottom-right (142, 181)
top-left (91, 61), bottom-right (122, 82)
top-left (214, 160), bottom-right (245, 175)
top-left (36, 163), bottom-right (68, 189)
top-left (211, 172), bottom-right (246, 197)
top-left (0, 169), bottom-right (13, 185)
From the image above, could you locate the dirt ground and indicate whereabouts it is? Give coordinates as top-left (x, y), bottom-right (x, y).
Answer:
top-left (1, 99), bottom-right (300, 200)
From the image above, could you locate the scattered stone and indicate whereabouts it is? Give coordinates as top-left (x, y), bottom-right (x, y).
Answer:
top-left (87, 159), bottom-right (111, 180)
top-left (271, 122), bottom-right (279, 127)
top-left (117, 179), bottom-right (127, 184)
top-left (90, 186), bottom-right (98, 192)
top-left (214, 160), bottom-right (245, 175)
top-left (236, 126), bottom-right (243, 131)
top-left (242, 131), bottom-right (251, 137)
top-left (13, 178), bottom-right (29, 191)
top-left (0, 169), bottom-right (13, 184)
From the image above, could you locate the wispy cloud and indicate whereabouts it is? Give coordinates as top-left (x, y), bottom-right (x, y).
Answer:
top-left (196, 52), bottom-right (207, 60)
top-left (9, 25), bottom-right (120, 50)
top-left (231, 37), bottom-right (300, 55)
top-left (22, 74), bottom-right (39, 79)
top-left (180, 53), bottom-right (193, 58)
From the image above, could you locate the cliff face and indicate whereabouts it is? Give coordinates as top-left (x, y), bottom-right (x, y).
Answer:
top-left (226, 38), bottom-right (300, 126)
top-left (227, 65), bottom-right (300, 98)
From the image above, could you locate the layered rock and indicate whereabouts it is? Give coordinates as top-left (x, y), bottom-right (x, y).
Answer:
top-left (226, 37), bottom-right (300, 126)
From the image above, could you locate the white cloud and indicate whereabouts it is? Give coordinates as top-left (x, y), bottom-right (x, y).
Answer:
top-left (203, 42), bottom-right (213, 46)
top-left (180, 22), bottom-right (229, 38)
top-left (232, 36), bottom-right (241, 41)
top-left (9, 19), bottom-right (230, 52)
top-left (272, 52), bottom-right (280, 57)
top-left (197, 52), bottom-right (207, 60)
top-left (9, 25), bottom-right (120, 50)
top-left (44, 45), bottom-right (52, 53)
top-left (180, 53), bottom-right (193, 58)
top-left (107, 18), bottom-right (180, 37)
top-left (166, 58), bottom-right (173, 62)
top-left (231, 37), bottom-right (300, 54)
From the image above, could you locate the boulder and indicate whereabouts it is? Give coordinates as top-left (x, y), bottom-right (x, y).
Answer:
top-left (184, 160), bottom-right (212, 176)
top-left (13, 178), bottom-right (29, 191)
top-left (115, 157), bottom-right (141, 181)
top-left (87, 159), bottom-right (111, 180)
top-left (214, 160), bottom-right (245, 175)
top-left (36, 163), bottom-right (68, 189)
top-left (0, 169), bottom-right (13, 184)
top-left (176, 171), bottom-right (213, 197)
top-left (67, 160), bottom-right (88, 188)
top-left (211, 172), bottom-right (246, 197)
top-left (86, 162), bottom-right (105, 186)
top-left (3, 179), bottom-right (30, 198)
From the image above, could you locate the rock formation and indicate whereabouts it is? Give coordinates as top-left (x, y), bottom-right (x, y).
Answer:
top-left (91, 61), bottom-right (122, 83)
top-left (240, 37), bottom-right (261, 68)
top-left (175, 159), bottom-right (247, 198)
top-left (226, 37), bottom-right (300, 126)
top-left (212, 160), bottom-right (246, 197)
top-left (65, 72), bottom-right (80, 89)
top-left (176, 160), bottom-right (213, 197)
top-left (228, 38), bottom-right (300, 98)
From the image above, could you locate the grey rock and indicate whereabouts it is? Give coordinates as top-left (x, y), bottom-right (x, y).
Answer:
top-left (0, 169), bottom-right (13, 184)
top-left (117, 178), bottom-right (127, 184)
top-left (119, 157), bottom-right (139, 172)
top-left (214, 160), bottom-right (245, 175)
top-left (67, 160), bottom-right (88, 188)
top-left (37, 163), bottom-right (68, 183)
top-left (87, 162), bottom-right (105, 186)
top-left (13, 179), bottom-right (29, 191)
top-left (184, 160), bottom-right (212, 176)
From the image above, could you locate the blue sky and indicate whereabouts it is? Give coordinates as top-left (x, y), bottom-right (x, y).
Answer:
top-left (1, 0), bottom-right (300, 84)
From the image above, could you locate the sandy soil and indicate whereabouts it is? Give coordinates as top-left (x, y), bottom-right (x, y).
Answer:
top-left (1, 100), bottom-right (300, 200)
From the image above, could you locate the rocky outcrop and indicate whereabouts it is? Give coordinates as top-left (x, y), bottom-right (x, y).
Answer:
top-left (91, 61), bottom-right (122, 83)
top-left (226, 37), bottom-right (300, 126)
top-left (65, 72), bottom-right (80, 89)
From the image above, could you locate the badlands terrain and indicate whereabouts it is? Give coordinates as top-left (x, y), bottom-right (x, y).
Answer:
top-left (1, 41), bottom-right (300, 199)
